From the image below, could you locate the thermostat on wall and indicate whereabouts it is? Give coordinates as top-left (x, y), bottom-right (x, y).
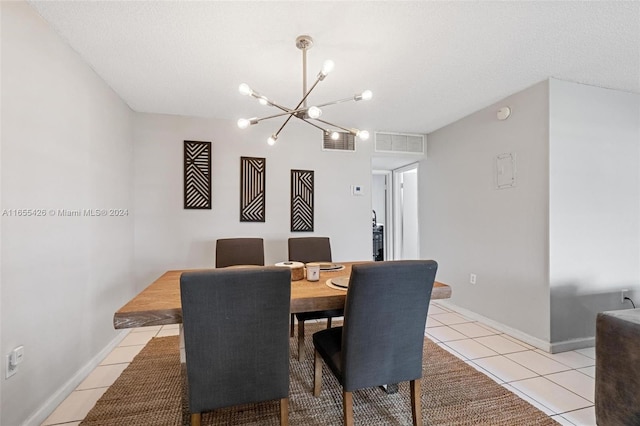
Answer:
top-left (351, 185), bottom-right (364, 196)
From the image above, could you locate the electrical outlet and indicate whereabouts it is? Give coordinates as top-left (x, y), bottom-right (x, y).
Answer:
top-left (470, 273), bottom-right (477, 285)
top-left (5, 354), bottom-right (17, 379)
top-left (622, 289), bottom-right (629, 304)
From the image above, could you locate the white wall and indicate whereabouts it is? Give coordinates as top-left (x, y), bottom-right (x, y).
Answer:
top-left (133, 114), bottom-right (373, 290)
top-left (421, 81), bottom-right (551, 342)
top-left (548, 79), bottom-right (640, 346)
top-left (422, 78), bottom-right (640, 350)
top-left (1, 3), bottom-right (134, 425)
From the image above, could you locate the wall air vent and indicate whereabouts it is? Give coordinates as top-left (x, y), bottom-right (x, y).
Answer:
top-left (374, 132), bottom-right (425, 154)
top-left (323, 132), bottom-right (356, 151)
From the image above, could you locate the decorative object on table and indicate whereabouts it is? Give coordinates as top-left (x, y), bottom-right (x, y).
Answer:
top-left (317, 262), bottom-right (344, 271)
top-left (325, 276), bottom-right (350, 290)
top-left (240, 156), bottom-right (266, 222)
top-left (183, 140), bottom-right (211, 209)
top-left (274, 261), bottom-right (305, 281)
top-left (291, 169), bottom-right (314, 232)
top-left (305, 263), bottom-right (320, 282)
top-left (236, 35), bottom-right (372, 146)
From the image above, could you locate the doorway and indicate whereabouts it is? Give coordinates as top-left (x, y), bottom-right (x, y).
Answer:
top-left (371, 171), bottom-right (391, 260)
top-left (371, 162), bottom-right (419, 261)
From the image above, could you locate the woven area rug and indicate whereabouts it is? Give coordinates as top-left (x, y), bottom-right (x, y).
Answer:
top-left (81, 323), bottom-right (558, 425)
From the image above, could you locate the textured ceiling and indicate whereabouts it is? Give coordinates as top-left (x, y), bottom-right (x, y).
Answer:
top-left (28, 1), bottom-right (640, 136)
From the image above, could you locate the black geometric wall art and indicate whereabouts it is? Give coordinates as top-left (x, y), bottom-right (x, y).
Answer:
top-left (240, 156), bottom-right (266, 222)
top-left (291, 169), bottom-right (314, 232)
top-left (184, 140), bottom-right (211, 209)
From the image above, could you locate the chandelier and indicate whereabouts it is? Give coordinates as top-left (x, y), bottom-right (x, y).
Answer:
top-left (237, 35), bottom-right (372, 145)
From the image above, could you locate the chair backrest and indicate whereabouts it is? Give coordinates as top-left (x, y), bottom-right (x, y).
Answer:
top-left (215, 238), bottom-right (264, 268)
top-left (180, 267), bottom-right (291, 412)
top-left (341, 260), bottom-right (438, 391)
top-left (288, 237), bottom-right (332, 263)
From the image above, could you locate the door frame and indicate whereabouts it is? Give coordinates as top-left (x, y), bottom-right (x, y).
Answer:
top-left (392, 163), bottom-right (419, 260)
top-left (372, 170), bottom-right (393, 260)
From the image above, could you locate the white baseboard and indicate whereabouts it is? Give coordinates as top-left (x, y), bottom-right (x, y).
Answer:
top-left (549, 336), bottom-right (595, 353)
top-left (434, 300), bottom-right (596, 353)
top-left (23, 330), bottom-right (129, 426)
top-left (433, 300), bottom-right (554, 352)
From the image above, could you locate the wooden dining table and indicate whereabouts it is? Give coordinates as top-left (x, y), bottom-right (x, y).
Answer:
top-left (114, 261), bottom-right (452, 329)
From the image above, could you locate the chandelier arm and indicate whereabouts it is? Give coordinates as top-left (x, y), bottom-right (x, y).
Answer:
top-left (297, 118), bottom-right (328, 132)
top-left (272, 76), bottom-right (323, 139)
top-left (313, 118), bottom-right (356, 134)
top-left (267, 102), bottom-right (295, 113)
top-left (272, 116), bottom-right (294, 140)
top-left (294, 77), bottom-right (322, 111)
top-left (254, 106), bottom-right (309, 123)
top-left (313, 97), bottom-right (359, 109)
top-left (258, 96), bottom-right (296, 113)
top-left (248, 89), bottom-right (297, 113)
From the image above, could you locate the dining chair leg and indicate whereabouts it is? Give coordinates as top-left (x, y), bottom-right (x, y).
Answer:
top-left (190, 413), bottom-right (201, 426)
top-left (343, 390), bottom-right (354, 426)
top-left (410, 379), bottom-right (422, 426)
top-left (280, 397), bottom-right (289, 426)
top-left (313, 350), bottom-right (323, 396)
top-left (297, 320), bottom-right (305, 360)
top-left (327, 317), bottom-right (332, 328)
top-left (290, 314), bottom-right (295, 337)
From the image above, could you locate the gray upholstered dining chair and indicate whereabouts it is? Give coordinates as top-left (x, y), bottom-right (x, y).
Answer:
top-left (288, 236), bottom-right (344, 360)
top-left (180, 267), bottom-right (292, 426)
top-left (215, 237), bottom-right (264, 268)
top-left (312, 260), bottom-right (438, 426)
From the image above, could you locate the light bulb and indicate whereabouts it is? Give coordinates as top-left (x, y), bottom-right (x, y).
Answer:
top-left (258, 96), bottom-right (268, 106)
top-left (307, 106), bottom-right (322, 119)
top-left (357, 130), bottom-right (370, 140)
top-left (361, 90), bottom-right (373, 101)
top-left (331, 131), bottom-right (340, 140)
top-left (238, 83), bottom-right (251, 96)
top-left (237, 118), bottom-right (250, 129)
top-left (267, 135), bottom-right (277, 146)
top-left (321, 60), bottom-right (335, 76)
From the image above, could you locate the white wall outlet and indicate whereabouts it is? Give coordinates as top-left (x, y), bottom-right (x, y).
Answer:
top-left (5, 354), bottom-right (17, 379)
top-left (11, 346), bottom-right (24, 365)
top-left (470, 273), bottom-right (477, 284)
top-left (5, 346), bottom-right (24, 379)
top-left (622, 289), bottom-right (629, 304)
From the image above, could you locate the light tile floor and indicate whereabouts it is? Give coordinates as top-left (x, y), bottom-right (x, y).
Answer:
top-left (42, 303), bottom-right (597, 426)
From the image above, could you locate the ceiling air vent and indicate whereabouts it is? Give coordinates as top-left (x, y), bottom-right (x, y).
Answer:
top-left (323, 132), bottom-right (356, 151)
top-left (375, 132), bottom-right (425, 154)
